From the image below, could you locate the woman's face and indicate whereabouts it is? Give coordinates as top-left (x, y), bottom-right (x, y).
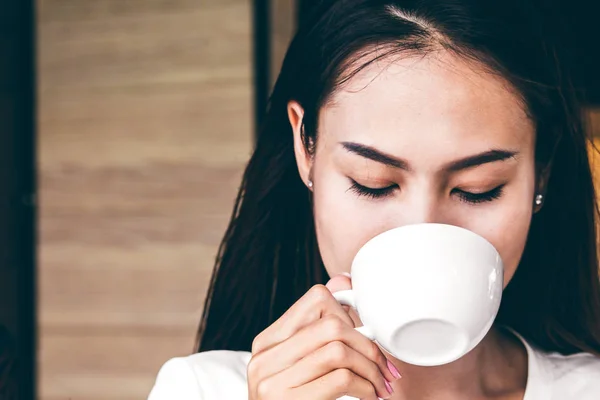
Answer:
top-left (290, 52), bottom-right (538, 288)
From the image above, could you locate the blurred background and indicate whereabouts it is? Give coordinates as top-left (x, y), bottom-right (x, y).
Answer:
top-left (36, 0), bottom-right (255, 398)
top-left (0, 1), bottom-right (599, 399)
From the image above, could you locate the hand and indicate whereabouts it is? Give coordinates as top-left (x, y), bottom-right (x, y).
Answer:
top-left (247, 276), bottom-right (400, 400)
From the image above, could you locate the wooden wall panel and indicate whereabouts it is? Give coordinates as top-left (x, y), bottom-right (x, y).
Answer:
top-left (37, 0), bottom-right (252, 399)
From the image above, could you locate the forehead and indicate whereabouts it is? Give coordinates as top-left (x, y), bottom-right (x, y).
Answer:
top-left (320, 52), bottom-right (535, 161)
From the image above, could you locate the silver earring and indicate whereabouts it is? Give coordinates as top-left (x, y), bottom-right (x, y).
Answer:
top-left (535, 194), bottom-right (543, 206)
top-left (307, 180), bottom-right (313, 189)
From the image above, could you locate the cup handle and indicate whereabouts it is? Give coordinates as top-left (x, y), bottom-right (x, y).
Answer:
top-left (333, 290), bottom-right (376, 340)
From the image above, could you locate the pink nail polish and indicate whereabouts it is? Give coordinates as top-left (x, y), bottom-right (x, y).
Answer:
top-left (387, 359), bottom-right (402, 379)
top-left (385, 380), bottom-right (394, 394)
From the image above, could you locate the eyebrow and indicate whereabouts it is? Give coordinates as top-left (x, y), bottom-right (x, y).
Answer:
top-left (340, 141), bottom-right (518, 172)
top-left (341, 142), bottom-right (411, 170)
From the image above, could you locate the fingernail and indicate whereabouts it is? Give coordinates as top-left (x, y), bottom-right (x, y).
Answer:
top-left (384, 380), bottom-right (394, 394)
top-left (340, 272), bottom-right (352, 278)
top-left (387, 359), bottom-right (402, 379)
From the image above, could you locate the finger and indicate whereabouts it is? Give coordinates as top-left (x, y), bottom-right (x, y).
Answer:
top-left (250, 314), bottom-right (398, 384)
top-left (290, 368), bottom-right (382, 400)
top-left (325, 274), bottom-right (352, 293)
top-left (325, 274), bottom-right (363, 325)
top-left (252, 284), bottom-right (355, 354)
top-left (275, 340), bottom-right (393, 399)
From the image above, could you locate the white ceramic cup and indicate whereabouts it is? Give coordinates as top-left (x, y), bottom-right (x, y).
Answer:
top-left (333, 223), bottom-right (503, 366)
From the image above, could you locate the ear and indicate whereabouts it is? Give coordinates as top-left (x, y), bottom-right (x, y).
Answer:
top-left (534, 162), bottom-right (552, 213)
top-left (288, 100), bottom-right (313, 188)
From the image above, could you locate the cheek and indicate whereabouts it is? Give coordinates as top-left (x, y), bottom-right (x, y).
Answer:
top-left (313, 186), bottom-right (360, 277)
top-left (312, 171), bottom-right (386, 277)
top-left (481, 206), bottom-right (532, 289)
top-left (466, 178), bottom-right (534, 288)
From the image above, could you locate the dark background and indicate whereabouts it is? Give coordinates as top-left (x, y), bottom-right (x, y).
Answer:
top-left (0, 0), bottom-right (36, 398)
top-left (555, 1), bottom-right (600, 104)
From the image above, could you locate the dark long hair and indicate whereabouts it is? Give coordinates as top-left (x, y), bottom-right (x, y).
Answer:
top-left (197, 0), bottom-right (600, 355)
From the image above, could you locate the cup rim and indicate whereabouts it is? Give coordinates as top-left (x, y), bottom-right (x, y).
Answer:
top-left (355, 223), bottom-right (500, 261)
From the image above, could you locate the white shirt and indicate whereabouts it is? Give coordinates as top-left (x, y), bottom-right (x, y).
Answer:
top-left (148, 331), bottom-right (600, 399)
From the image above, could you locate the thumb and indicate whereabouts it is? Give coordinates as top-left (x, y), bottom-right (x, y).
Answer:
top-left (325, 273), bottom-right (361, 326)
top-left (325, 272), bottom-right (352, 294)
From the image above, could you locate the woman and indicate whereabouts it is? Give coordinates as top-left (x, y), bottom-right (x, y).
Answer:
top-left (149, 0), bottom-right (600, 398)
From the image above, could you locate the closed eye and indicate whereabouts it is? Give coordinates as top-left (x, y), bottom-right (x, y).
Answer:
top-left (452, 185), bottom-right (505, 204)
top-left (348, 180), bottom-right (397, 199)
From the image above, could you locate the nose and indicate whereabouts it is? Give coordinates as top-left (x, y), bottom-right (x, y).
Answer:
top-left (401, 199), bottom-right (437, 226)
top-left (391, 185), bottom-right (448, 227)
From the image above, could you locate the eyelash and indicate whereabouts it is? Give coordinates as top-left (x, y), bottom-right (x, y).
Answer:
top-left (453, 185), bottom-right (505, 204)
top-left (349, 180), bottom-right (505, 204)
top-left (348, 180), bottom-right (397, 199)
top-left (350, 179), bottom-right (398, 199)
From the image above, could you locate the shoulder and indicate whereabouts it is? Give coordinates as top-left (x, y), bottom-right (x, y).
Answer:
top-left (536, 349), bottom-right (600, 399)
top-left (505, 327), bottom-right (600, 399)
top-left (147, 350), bottom-right (252, 400)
